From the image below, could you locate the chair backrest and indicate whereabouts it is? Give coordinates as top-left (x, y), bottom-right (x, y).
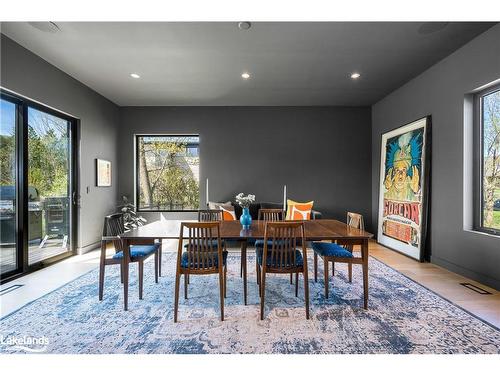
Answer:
top-left (347, 212), bottom-right (365, 231)
top-left (178, 221), bottom-right (223, 271)
top-left (198, 209), bottom-right (223, 222)
top-left (263, 221), bottom-right (305, 270)
top-left (258, 208), bottom-right (284, 222)
top-left (103, 213), bottom-right (124, 252)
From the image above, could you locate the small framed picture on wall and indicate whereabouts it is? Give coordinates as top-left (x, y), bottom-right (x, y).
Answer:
top-left (96, 159), bottom-right (112, 187)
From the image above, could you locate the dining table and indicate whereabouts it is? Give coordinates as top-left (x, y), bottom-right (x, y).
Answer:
top-left (119, 219), bottom-right (373, 310)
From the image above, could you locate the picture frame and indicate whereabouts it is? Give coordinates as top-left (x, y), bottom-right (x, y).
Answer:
top-left (377, 116), bottom-right (431, 261)
top-left (96, 159), bottom-right (112, 187)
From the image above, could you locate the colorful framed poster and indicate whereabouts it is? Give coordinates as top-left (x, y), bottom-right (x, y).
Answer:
top-left (96, 159), bottom-right (112, 187)
top-left (377, 116), bottom-right (431, 261)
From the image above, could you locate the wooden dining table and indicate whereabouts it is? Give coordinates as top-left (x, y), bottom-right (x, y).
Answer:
top-left (119, 219), bottom-right (373, 310)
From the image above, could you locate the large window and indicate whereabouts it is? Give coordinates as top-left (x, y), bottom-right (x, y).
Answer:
top-left (136, 135), bottom-right (200, 211)
top-left (477, 84), bottom-right (500, 234)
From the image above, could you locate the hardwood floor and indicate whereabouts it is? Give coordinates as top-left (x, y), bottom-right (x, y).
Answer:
top-left (368, 240), bottom-right (500, 328)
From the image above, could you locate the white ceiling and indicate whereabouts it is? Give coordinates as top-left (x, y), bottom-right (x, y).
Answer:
top-left (0, 22), bottom-right (495, 106)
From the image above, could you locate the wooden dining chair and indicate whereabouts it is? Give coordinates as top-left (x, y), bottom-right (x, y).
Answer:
top-left (257, 221), bottom-right (310, 320)
top-left (198, 209), bottom-right (223, 222)
top-left (311, 212), bottom-right (367, 304)
top-left (99, 213), bottom-right (160, 306)
top-left (255, 208), bottom-right (296, 285)
top-left (174, 221), bottom-right (227, 322)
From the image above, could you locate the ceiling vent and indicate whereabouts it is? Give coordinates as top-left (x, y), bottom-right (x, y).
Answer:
top-left (417, 22), bottom-right (449, 35)
top-left (28, 22), bottom-right (61, 33)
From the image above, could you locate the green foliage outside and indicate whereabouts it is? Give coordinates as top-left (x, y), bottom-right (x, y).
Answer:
top-left (0, 108), bottom-right (69, 200)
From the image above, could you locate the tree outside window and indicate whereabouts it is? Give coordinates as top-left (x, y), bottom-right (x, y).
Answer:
top-left (480, 87), bottom-right (500, 232)
top-left (137, 135), bottom-right (199, 211)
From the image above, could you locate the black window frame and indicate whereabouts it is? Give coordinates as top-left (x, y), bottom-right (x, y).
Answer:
top-left (135, 134), bottom-right (200, 213)
top-left (474, 83), bottom-right (500, 236)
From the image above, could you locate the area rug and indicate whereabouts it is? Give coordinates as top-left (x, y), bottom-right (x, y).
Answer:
top-left (1, 252), bottom-right (499, 354)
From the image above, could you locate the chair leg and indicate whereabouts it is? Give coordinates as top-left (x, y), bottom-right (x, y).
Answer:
top-left (258, 265), bottom-right (262, 297)
top-left (154, 252), bottom-right (159, 284)
top-left (120, 261), bottom-right (124, 284)
top-left (363, 262), bottom-right (368, 310)
top-left (348, 263), bottom-right (352, 283)
top-left (324, 258), bottom-right (329, 299)
top-left (184, 273), bottom-right (188, 299)
top-left (219, 268), bottom-right (225, 321)
top-left (256, 261), bottom-right (260, 285)
top-left (98, 261), bottom-right (105, 301)
top-left (332, 261), bottom-right (335, 276)
top-left (158, 242), bottom-right (162, 277)
top-left (304, 269), bottom-right (310, 320)
top-left (138, 260), bottom-right (144, 300)
top-left (225, 267), bottom-right (228, 299)
top-left (260, 268), bottom-right (267, 320)
top-left (295, 272), bottom-right (299, 297)
top-left (290, 273), bottom-right (293, 284)
top-left (174, 272), bottom-right (180, 322)
top-left (314, 252), bottom-right (318, 282)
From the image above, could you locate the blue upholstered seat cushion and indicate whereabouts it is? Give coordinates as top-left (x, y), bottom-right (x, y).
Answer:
top-left (184, 239), bottom-right (224, 248)
top-left (311, 242), bottom-right (353, 258)
top-left (256, 248), bottom-right (303, 267)
top-left (181, 250), bottom-right (228, 268)
top-left (255, 239), bottom-right (302, 247)
top-left (112, 243), bottom-right (160, 260)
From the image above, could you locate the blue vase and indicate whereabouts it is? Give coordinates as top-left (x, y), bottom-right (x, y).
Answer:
top-left (240, 207), bottom-right (252, 229)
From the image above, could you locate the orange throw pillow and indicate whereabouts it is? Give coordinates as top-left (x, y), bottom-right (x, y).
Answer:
top-left (215, 203), bottom-right (237, 221)
top-left (286, 199), bottom-right (314, 220)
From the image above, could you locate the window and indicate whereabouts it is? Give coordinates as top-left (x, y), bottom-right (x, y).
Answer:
top-left (136, 135), bottom-right (200, 211)
top-left (476, 84), bottom-right (500, 234)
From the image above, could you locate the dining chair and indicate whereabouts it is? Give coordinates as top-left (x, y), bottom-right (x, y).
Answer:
top-left (258, 221), bottom-right (310, 320)
top-left (311, 212), bottom-right (366, 300)
top-left (255, 208), bottom-right (295, 285)
top-left (174, 221), bottom-right (227, 322)
top-left (99, 213), bottom-right (160, 305)
top-left (198, 209), bottom-right (223, 222)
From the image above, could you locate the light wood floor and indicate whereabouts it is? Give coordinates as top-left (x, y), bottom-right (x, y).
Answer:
top-left (368, 240), bottom-right (500, 328)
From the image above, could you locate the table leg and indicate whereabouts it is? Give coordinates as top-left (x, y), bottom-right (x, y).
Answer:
top-left (241, 240), bottom-right (248, 305)
top-left (122, 239), bottom-right (129, 311)
top-left (362, 239), bottom-right (369, 309)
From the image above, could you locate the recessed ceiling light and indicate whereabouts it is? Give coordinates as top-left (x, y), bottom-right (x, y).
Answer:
top-left (238, 22), bottom-right (252, 30)
top-left (350, 72), bottom-right (361, 79)
top-left (241, 72), bottom-right (250, 80)
top-left (130, 73), bottom-right (141, 79)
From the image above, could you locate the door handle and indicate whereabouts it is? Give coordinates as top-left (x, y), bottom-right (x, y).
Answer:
top-left (72, 192), bottom-right (81, 207)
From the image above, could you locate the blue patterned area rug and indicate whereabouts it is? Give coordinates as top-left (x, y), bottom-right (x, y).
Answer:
top-left (1, 252), bottom-right (499, 354)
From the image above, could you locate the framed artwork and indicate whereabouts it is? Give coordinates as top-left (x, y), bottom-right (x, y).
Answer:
top-left (377, 116), bottom-right (431, 261)
top-left (96, 159), bottom-right (112, 187)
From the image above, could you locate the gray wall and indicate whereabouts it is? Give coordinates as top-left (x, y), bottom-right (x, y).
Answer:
top-left (118, 106), bottom-right (372, 226)
top-left (371, 24), bottom-right (500, 289)
top-left (0, 35), bottom-right (120, 252)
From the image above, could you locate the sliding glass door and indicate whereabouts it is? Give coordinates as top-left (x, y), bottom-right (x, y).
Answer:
top-left (27, 106), bottom-right (73, 264)
top-left (0, 98), bottom-right (19, 275)
top-left (0, 91), bottom-right (77, 281)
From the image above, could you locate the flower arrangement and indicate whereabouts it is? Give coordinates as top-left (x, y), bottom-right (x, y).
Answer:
top-left (235, 193), bottom-right (255, 208)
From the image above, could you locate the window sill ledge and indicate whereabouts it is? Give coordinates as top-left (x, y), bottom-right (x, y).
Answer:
top-left (464, 229), bottom-right (500, 239)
